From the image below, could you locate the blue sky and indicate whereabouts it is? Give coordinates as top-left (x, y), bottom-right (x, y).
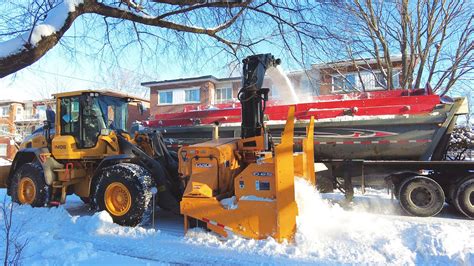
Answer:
top-left (0, 2), bottom-right (471, 102)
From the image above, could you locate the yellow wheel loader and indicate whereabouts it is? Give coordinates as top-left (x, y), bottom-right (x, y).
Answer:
top-left (0, 90), bottom-right (183, 226)
top-left (0, 54), bottom-right (315, 242)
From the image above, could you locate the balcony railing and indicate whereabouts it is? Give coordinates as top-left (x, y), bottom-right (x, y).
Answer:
top-left (14, 114), bottom-right (46, 122)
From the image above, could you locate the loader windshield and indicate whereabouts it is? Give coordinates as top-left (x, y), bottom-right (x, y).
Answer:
top-left (97, 96), bottom-right (128, 131)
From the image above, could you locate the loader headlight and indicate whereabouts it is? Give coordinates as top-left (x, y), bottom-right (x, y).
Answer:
top-left (100, 128), bottom-right (112, 136)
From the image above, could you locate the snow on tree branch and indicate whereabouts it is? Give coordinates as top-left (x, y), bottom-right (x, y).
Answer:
top-left (0, 0), bottom-right (84, 59)
top-left (0, 0), bottom-right (255, 78)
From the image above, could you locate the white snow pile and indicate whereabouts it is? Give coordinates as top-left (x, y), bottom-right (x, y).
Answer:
top-left (0, 0), bottom-right (84, 58)
top-left (0, 158), bottom-right (11, 166)
top-left (0, 179), bottom-right (472, 265)
top-left (185, 179), bottom-right (474, 265)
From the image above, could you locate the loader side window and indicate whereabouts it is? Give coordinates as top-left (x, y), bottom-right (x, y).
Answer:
top-left (82, 97), bottom-right (106, 148)
top-left (60, 96), bottom-right (81, 142)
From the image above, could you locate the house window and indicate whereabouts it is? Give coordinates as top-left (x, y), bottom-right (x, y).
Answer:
top-left (0, 144), bottom-right (7, 157)
top-left (215, 87), bottom-right (233, 103)
top-left (0, 125), bottom-right (8, 135)
top-left (332, 74), bottom-right (357, 92)
top-left (374, 72), bottom-right (386, 89)
top-left (374, 71), bottom-right (401, 89)
top-left (0, 106), bottom-right (9, 117)
top-left (185, 88), bottom-right (200, 103)
top-left (36, 105), bottom-right (47, 120)
top-left (159, 91), bottom-right (173, 105)
top-left (16, 106), bottom-right (23, 120)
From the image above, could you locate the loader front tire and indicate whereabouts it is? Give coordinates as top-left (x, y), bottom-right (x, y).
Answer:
top-left (95, 163), bottom-right (154, 226)
top-left (10, 163), bottom-right (50, 207)
top-left (398, 176), bottom-right (445, 217)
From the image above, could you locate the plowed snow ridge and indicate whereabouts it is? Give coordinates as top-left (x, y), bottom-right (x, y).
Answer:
top-left (0, 178), bottom-right (472, 265)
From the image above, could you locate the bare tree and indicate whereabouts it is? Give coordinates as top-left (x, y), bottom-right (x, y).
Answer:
top-left (0, 0), bottom-right (328, 79)
top-left (317, 0), bottom-right (473, 93)
top-left (1, 197), bottom-right (29, 266)
top-left (99, 68), bottom-right (150, 98)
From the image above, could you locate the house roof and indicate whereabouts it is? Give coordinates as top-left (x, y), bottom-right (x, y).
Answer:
top-left (311, 56), bottom-right (403, 69)
top-left (0, 100), bottom-right (23, 106)
top-left (141, 75), bottom-right (240, 88)
top-left (142, 56), bottom-right (405, 88)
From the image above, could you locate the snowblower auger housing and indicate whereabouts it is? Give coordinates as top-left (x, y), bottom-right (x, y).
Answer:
top-left (179, 54), bottom-right (316, 242)
top-left (180, 107), bottom-right (315, 242)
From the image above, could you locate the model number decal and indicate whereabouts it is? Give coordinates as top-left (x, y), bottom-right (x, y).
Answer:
top-left (195, 163), bottom-right (212, 168)
top-left (253, 172), bottom-right (272, 177)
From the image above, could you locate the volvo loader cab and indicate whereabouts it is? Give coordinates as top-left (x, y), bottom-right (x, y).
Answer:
top-left (6, 90), bottom-right (182, 226)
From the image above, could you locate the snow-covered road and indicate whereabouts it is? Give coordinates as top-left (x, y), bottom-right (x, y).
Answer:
top-left (0, 179), bottom-right (472, 265)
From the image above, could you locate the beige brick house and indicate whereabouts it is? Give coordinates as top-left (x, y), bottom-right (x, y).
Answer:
top-left (0, 100), bottom-right (24, 160)
top-left (142, 56), bottom-right (405, 117)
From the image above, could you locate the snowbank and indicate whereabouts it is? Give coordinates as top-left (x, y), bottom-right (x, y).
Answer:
top-left (0, 158), bottom-right (11, 166)
top-left (185, 179), bottom-right (474, 265)
top-left (0, 179), bottom-right (472, 265)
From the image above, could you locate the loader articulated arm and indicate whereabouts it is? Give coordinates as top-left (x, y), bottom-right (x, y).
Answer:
top-left (238, 54), bottom-right (281, 140)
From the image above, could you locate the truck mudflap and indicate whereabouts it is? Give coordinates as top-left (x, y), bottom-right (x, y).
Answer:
top-left (0, 164), bottom-right (11, 188)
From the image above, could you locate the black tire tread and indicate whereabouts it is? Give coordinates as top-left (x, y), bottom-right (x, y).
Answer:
top-left (398, 176), bottom-right (445, 217)
top-left (10, 162), bottom-right (50, 207)
top-left (94, 163), bottom-right (154, 226)
top-left (453, 177), bottom-right (474, 219)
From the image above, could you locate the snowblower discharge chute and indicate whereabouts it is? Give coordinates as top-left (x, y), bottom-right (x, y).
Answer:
top-left (180, 54), bottom-right (315, 242)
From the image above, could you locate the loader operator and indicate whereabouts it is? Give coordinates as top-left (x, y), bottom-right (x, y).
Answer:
top-left (82, 98), bottom-right (106, 148)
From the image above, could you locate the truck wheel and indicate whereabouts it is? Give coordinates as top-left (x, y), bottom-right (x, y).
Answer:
top-left (398, 176), bottom-right (445, 217)
top-left (10, 163), bottom-right (50, 207)
top-left (95, 163), bottom-right (154, 226)
top-left (453, 178), bottom-right (474, 219)
top-left (316, 175), bottom-right (334, 193)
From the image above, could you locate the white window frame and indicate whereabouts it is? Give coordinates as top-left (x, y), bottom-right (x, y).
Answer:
top-left (0, 106), bottom-right (9, 117)
top-left (331, 73), bottom-right (357, 93)
top-left (331, 69), bottom-right (402, 93)
top-left (373, 70), bottom-right (401, 90)
top-left (0, 143), bottom-right (7, 157)
top-left (158, 90), bottom-right (173, 105)
top-left (184, 88), bottom-right (200, 103)
top-left (215, 87), bottom-right (233, 103)
top-left (0, 125), bottom-right (8, 135)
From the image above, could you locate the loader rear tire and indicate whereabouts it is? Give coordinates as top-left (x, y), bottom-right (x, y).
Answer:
top-left (10, 163), bottom-right (50, 207)
top-left (95, 163), bottom-right (154, 226)
top-left (453, 178), bottom-right (474, 219)
top-left (398, 176), bottom-right (445, 217)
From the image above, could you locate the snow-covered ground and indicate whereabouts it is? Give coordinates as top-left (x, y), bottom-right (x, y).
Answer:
top-left (0, 179), bottom-right (472, 265)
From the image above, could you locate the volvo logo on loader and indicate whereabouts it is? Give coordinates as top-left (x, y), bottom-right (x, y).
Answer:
top-left (54, 144), bottom-right (66, 149)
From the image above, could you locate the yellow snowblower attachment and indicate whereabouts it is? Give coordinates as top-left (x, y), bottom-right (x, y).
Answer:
top-left (180, 107), bottom-right (315, 242)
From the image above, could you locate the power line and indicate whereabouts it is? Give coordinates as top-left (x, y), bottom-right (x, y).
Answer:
top-left (27, 68), bottom-right (109, 85)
